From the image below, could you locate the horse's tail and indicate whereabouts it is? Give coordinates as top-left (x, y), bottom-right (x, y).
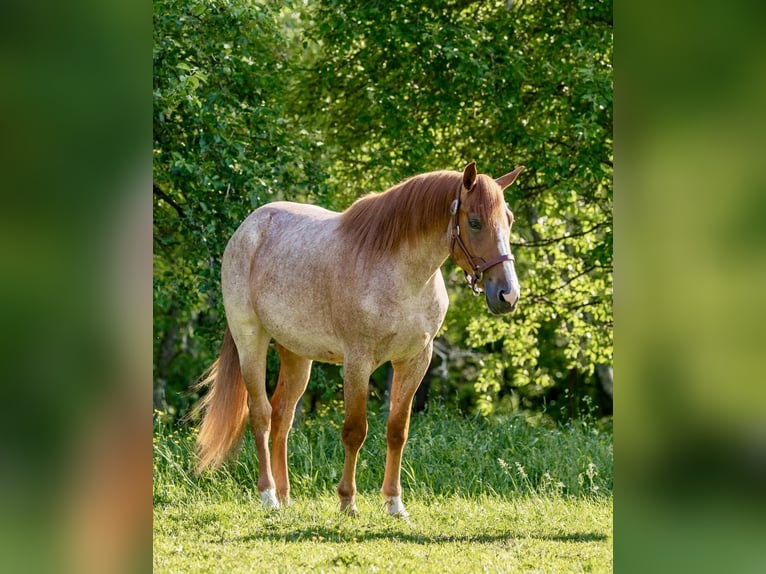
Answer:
top-left (193, 326), bottom-right (249, 473)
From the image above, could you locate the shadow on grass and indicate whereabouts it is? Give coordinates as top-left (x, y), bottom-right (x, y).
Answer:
top-left (233, 527), bottom-right (607, 545)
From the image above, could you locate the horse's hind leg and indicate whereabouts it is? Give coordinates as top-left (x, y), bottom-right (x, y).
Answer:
top-left (270, 345), bottom-right (312, 505)
top-left (382, 344), bottom-right (433, 517)
top-left (230, 321), bottom-right (278, 508)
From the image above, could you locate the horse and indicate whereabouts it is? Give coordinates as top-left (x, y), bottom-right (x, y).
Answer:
top-left (194, 161), bottom-right (524, 517)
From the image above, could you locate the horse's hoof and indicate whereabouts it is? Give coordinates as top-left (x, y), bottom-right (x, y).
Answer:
top-left (384, 495), bottom-right (409, 518)
top-left (260, 488), bottom-right (280, 510)
top-left (340, 498), bottom-right (359, 517)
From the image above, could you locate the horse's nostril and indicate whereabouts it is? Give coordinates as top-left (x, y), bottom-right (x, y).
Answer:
top-left (499, 289), bottom-right (520, 309)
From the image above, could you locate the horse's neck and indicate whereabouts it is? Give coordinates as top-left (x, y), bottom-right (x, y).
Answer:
top-left (394, 225), bottom-right (452, 288)
top-left (394, 187), bottom-right (456, 286)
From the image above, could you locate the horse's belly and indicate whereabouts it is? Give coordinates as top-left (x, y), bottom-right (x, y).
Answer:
top-left (277, 337), bottom-right (345, 364)
top-left (258, 302), bottom-right (438, 366)
top-left (257, 307), bottom-right (345, 364)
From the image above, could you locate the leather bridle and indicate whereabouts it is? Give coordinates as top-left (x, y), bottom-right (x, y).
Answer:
top-left (449, 184), bottom-right (515, 295)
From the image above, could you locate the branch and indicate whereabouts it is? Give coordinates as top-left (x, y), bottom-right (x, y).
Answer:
top-left (532, 264), bottom-right (603, 299)
top-left (153, 182), bottom-right (186, 219)
top-left (512, 221), bottom-right (609, 247)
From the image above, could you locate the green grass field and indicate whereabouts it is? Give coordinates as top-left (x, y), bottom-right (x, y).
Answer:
top-left (154, 405), bottom-right (612, 572)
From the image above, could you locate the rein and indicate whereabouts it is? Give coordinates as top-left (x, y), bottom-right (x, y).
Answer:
top-left (449, 186), bottom-right (514, 295)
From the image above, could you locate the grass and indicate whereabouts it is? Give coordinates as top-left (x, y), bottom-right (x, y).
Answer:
top-left (154, 404), bottom-right (612, 572)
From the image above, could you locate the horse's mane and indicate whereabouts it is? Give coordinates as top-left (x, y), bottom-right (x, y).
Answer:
top-left (338, 171), bottom-right (459, 257)
top-left (338, 170), bottom-right (503, 258)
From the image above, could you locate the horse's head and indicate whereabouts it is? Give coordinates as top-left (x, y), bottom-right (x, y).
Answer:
top-left (449, 162), bottom-right (524, 315)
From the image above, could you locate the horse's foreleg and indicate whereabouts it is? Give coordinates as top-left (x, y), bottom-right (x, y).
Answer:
top-left (236, 324), bottom-right (278, 509)
top-left (337, 359), bottom-right (372, 516)
top-left (270, 345), bottom-right (312, 506)
top-left (382, 344), bottom-right (433, 518)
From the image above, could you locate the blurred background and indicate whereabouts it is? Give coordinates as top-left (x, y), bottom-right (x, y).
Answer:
top-left (616, 1), bottom-right (766, 572)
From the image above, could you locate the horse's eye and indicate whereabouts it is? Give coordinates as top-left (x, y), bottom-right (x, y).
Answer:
top-left (468, 218), bottom-right (482, 231)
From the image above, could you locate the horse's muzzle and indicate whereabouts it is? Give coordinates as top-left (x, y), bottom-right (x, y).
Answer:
top-left (485, 283), bottom-right (519, 315)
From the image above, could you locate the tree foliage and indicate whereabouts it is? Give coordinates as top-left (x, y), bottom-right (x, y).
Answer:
top-left (153, 0), bottom-right (612, 420)
top-left (153, 0), bottom-right (328, 413)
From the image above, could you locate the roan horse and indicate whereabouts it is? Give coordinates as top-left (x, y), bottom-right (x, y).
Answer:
top-left (195, 161), bottom-right (523, 517)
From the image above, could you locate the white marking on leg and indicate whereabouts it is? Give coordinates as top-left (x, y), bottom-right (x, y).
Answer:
top-left (384, 495), bottom-right (409, 518)
top-left (260, 488), bottom-right (280, 510)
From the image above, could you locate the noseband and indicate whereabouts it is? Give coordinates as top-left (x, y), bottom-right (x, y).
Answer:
top-left (449, 186), bottom-right (515, 295)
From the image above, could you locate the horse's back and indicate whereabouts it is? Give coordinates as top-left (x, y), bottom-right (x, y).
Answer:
top-left (235, 201), bottom-right (338, 242)
top-left (226, 201), bottom-right (340, 262)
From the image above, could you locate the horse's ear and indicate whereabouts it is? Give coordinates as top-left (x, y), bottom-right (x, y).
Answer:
top-left (462, 161), bottom-right (478, 192)
top-left (495, 166), bottom-right (525, 191)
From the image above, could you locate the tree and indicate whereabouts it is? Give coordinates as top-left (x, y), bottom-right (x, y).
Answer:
top-left (153, 0), bottom-right (613, 419)
top-left (153, 0), bottom-right (327, 416)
